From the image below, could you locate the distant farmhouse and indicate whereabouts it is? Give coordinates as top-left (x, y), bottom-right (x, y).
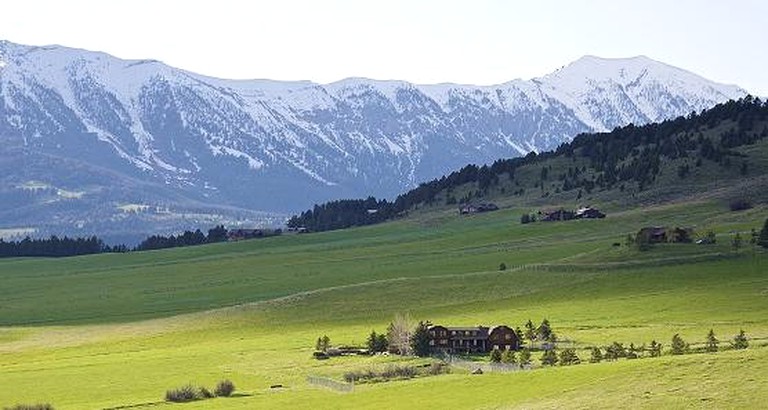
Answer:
top-left (575, 206), bottom-right (606, 219)
top-left (427, 325), bottom-right (520, 354)
top-left (540, 206), bottom-right (605, 222)
top-left (459, 203), bottom-right (499, 215)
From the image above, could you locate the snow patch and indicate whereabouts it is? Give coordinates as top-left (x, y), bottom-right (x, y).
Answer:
top-left (210, 145), bottom-right (265, 170)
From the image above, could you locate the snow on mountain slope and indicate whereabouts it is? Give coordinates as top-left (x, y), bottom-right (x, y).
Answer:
top-left (538, 55), bottom-right (744, 130)
top-left (0, 40), bottom-right (748, 238)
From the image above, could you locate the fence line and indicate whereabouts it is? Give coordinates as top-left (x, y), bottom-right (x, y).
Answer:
top-left (444, 355), bottom-right (531, 373)
top-left (306, 375), bottom-right (354, 393)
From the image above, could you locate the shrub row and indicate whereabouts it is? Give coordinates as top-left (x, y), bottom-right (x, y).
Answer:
top-left (343, 363), bottom-right (449, 384)
top-left (165, 380), bottom-right (235, 403)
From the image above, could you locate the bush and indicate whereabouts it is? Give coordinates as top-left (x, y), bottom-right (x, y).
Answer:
top-left (344, 365), bottom-right (419, 383)
top-left (214, 379), bottom-right (235, 397)
top-left (199, 387), bottom-right (214, 399)
top-left (165, 384), bottom-right (202, 403)
top-left (343, 371), bottom-right (361, 383)
top-left (381, 364), bottom-right (417, 379)
top-left (499, 262), bottom-right (507, 271)
top-left (426, 362), bottom-right (450, 375)
top-left (3, 405), bottom-right (54, 410)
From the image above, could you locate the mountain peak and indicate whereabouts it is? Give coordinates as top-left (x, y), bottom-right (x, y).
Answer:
top-left (546, 54), bottom-right (677, 83)
top-left (574, 54), bottom-right (655, 64)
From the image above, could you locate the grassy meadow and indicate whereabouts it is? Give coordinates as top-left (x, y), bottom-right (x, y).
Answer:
top-left (0, 200), bottom-right (766, 409)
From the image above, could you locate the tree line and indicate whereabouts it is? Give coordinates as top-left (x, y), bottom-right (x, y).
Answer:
top-left (135, 225), bottom-right (228, 251)
top-left (0, 225), bottom-right (229, 258)
top-left (289, 96), bottom-right (768, 232)
top-left (0, 235), bottom-right (110, 258)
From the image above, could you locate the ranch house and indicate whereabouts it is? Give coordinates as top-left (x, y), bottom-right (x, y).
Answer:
top-left (427, 324), bottom-right (520, 354)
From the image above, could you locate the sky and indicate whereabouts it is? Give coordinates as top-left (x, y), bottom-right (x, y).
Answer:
top-left (2, 0), bottom-right (767, 95)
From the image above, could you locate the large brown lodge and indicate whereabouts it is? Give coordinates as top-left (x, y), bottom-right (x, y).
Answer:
top-left (428, 324), bottom-right (520, 354)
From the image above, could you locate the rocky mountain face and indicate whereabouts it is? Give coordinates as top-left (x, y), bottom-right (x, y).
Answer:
top-left (0, 41), bottom-right (746, 242)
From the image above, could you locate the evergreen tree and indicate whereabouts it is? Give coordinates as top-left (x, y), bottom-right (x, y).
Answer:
top-left (518, 349), bottom-right (532, 366)
top-left (411, 321), bottom-right (432, 357)
top-left (367, 330), bottom-right (378, 352)
top-left (367, 330), bottom-right (388, 353)
top-left (604, 342), bottom-right (626, 361)
top-left (732, 232), bottom-right (743, 249)
top-left (524, 320), bottom-right (536, 343)
top-left (515, 326), bottom-right (525, 348)
top-left (316, 335), bottom-right (331, 352)
top-left (589, 347), bottom-right (603, 363)
top-left (376, 333), bottom-right (388, 352)
top-left (500, 348), bottom-right (516, 364)
top-left (490, 347), bottom-right (502, 363)
top-left (322, 335), bottom-right (331, 351)
top-left (732, 329), bottom-right (749, 349)
top-left (670, 334), bottom-right (688, 355)
top-left (540, 349), bottom-right (558, 366)
top-left (648, 340), bottom-right (663, 358)
top-left (559, 348), bottom-right (580, 366)
top-left (537, 318), bottom-right (553, 342)
top-left (206, 225), bottom-right (228, 243)
top-left (547, 331), bottom-right (558, 343)
top-left (705, 329), bottom-right (719, 353)
top-left (758, 218), bottom-right (768, 248)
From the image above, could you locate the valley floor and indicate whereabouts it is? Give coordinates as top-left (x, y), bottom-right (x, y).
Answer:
top-left (0, 201), bottom-right (766, 409)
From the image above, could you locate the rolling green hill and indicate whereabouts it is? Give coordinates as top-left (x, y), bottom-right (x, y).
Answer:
top-left (0, 197), bottom-right (766, 408)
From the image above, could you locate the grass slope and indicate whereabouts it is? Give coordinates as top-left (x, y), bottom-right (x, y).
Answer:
top-left (0, 199), bottom-right (766, 409)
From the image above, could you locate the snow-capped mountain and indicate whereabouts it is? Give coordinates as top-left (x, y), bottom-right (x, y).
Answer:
top-left (0, 41), bottom-right (746, 240)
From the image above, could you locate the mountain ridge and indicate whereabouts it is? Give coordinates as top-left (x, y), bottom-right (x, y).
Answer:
top-left (0, 40), bottom-right (748, 241)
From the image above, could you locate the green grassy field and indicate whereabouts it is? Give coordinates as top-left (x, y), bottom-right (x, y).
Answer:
top-left (0, 200), bottom-right (766, 409)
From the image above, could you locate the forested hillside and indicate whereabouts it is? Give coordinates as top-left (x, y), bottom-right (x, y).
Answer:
top-left (289, 96), bottom-right (768, 231)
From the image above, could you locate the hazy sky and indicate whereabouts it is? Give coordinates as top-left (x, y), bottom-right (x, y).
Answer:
top-left (2, 0), bottom-right (767, 94)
